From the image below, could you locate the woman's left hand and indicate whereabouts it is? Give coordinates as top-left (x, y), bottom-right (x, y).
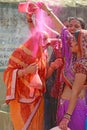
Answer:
top-left (38, 2), bottom-right (51, 13)
top-left (50, 58), bottom-right (63, 70)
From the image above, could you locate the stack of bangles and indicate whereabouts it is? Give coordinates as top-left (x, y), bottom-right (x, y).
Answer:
top-left (64, 112), bottom-right (72, 121)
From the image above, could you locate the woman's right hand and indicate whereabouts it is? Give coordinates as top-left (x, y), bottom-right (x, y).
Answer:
top-left (18, 62), bottom-right (38, 77)
top-left (25, 62), bottom-right (38, 74)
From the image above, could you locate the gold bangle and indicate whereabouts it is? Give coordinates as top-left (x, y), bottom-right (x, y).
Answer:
top-left (47, 9), bottom-right (52, 16)
top-left (64, 113), bottom-right (71, 121)
top-left (65, 113), bottom-right (72, 116)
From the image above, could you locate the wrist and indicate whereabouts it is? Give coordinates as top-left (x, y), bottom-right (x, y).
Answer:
top-left (49, 66), bottom-right (54, 72)
top-left (18, 69), bottom-right (27, 77)
top-left (50, 62), bottom-right (55, 70)
top-left (64, 112), bottom-right (72, 121)
top-left (47, 9), bottom-right (52, 16)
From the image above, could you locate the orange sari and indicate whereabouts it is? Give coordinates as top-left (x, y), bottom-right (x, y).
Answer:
top-left (4, 34), bottom-right (47, 130)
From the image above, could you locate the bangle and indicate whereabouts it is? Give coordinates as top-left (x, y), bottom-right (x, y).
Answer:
top-left (64, 112), bottom-right (72, 121)
top-left (47, 9), bottom-right (52, 16)
top-left (65, 113), bottom-right (72, 116)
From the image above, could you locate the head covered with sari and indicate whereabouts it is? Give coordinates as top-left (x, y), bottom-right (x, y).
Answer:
top-left (18, 1), bottom-right (39, 14)
top-left (72, 30), bottom-right (87, 77)
top-left (62, 29), bottom-right (87, 90)
top-left (73, 29), bottom-right (87, 58)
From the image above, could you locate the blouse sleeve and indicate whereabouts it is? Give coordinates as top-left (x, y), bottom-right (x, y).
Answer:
top-left (73, 58), bottom-right (87, 75)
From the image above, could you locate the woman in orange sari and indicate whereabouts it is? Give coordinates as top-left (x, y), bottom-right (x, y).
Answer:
top-left (3, 2), bottom-right (49, 130)
top-left (4, 30), bottom-right (48, 130)
top-left (4, 2), bottom-right (64, 130)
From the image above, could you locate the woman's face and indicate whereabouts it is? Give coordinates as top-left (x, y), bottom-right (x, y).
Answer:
top-left (69, 19), bottom-right (82, 34)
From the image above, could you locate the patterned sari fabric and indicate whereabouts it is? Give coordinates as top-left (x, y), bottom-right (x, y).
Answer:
top-left (56, 98), bottom-right (87, 130)
top-left (61, 28), bottom-right (87, 88)
top-left (56, 29), bottom-right (87, 130)
top-left (72, 30), bottom-right (87, 77)
top-left (4, 32), bottom-right (47, 130)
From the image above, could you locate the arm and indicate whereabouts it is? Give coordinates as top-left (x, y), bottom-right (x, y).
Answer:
top-left (66, 73), bottom-right (86, 114)
top-left (44, 24), bottom-right (60, 38)
top-left (40, 3), bottom-right (65, 34)
top-left (59, 73), bottom-right (86, 129)
top-left (46, 58), bottom-right (63, 79)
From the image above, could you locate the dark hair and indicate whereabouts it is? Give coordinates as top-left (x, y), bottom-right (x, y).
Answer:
top-left (76, 17), bottom-right (85, 29)
top-left (68, 17), bottom-right (85, 29)
top-left (62, 18), bottom-right (69, 23)
top-left (73, 30), bottom-right (80, 43)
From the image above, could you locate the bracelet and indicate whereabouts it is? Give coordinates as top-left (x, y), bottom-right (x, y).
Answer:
top-left (65, 113), bottom-right (72, 116)
top-left (47, 9), bottom-right (52, 16)
top-left (64, 112), bottom-right (72, 121)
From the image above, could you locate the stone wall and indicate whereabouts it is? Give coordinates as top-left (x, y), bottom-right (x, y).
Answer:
top-left (55, 6), bottom-right (87, 29)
